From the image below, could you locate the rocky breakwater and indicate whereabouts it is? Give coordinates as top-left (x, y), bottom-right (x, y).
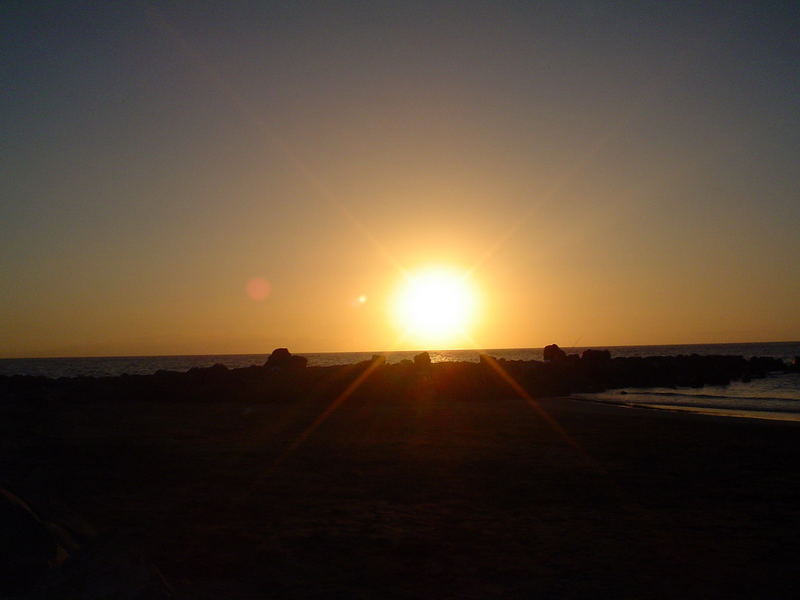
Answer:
top-left (0, 346), bottom-right (794, 406)
top-left (486, 344), bottom-right (792, 398)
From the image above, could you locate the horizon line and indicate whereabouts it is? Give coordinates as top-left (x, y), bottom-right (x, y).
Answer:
top-left (2, 339), bottom-right (799, 361)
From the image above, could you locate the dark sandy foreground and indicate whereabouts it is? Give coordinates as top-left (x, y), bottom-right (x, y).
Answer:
top-left (3, 371), bottom-right (800, 598)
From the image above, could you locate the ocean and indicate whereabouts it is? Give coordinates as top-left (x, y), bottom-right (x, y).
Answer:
top-left (2, 342), bottom-right (799, 421)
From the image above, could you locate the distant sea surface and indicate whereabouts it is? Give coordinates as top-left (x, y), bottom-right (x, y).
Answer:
top-left (2, 342), bottom-right (799, 422)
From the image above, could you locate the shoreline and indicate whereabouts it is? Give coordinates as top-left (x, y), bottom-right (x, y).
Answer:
top-left (2, 341), bottom-right (798, 379)
top-left (3, 358), bottom-right (800, 597)
top-left (3, 339), bottom-right (799, 363)
top-left (5, 347), bottom-right (797, 424)
top-left (568, 393), bottom-right (800, 423)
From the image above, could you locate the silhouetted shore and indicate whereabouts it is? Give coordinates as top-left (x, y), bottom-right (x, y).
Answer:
top-left (2, 349), bottom-right (800, 598)
top-left (1, 345), bottom-right (794, 405)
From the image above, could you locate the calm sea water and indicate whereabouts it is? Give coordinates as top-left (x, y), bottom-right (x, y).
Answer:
top-left (2, 342), bottom-right (799, 421)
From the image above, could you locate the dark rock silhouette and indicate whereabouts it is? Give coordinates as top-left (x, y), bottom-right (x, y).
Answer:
top-left (291, 355), bottom-right (308, 369)
top-left (414, 352), bottom-right (432, 368)
top-left (187, 363), bottom-right (229, 386)
top-left (581, 349), bottom-right (611, 363)
top-left (0, 345), bottom-right (791, 408)
top-left (543, 344), bottom-right (567, 362)
top-left (264, 348), bottom-right (291, 368)
top-left (264, 348), bottom-right (307, 371)
top-left (0, 484), bottom-right (171, 598)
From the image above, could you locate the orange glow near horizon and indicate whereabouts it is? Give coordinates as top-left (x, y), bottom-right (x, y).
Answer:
top-left (2, 5), bottom-right (799, 360)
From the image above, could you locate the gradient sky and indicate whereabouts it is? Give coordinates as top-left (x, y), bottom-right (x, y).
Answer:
top-left (2, 1), bottom-right (798, 357)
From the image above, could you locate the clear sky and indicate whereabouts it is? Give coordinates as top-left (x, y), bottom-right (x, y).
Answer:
top-left (2, 1), bottom-right (798, 357)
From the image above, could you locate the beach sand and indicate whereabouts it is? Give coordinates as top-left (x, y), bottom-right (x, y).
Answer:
top-left (3, 379), bottom-right (800, 598)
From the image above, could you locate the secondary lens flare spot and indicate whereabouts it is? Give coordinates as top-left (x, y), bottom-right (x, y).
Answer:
top-left (246, 277), bottom-right (271, 301)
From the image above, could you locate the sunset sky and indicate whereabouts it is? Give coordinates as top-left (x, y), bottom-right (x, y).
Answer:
top-left (2, 1), bottom-right (798, 358)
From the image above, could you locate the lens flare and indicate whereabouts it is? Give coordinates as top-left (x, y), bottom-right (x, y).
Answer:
top-left (246, 277), bottom-right (271, 301)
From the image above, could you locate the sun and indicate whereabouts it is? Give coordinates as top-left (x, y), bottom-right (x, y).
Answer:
top-left (391, 266), bottom-right (479, 347)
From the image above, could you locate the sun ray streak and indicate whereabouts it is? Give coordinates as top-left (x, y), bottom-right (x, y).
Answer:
top-left (146, 6), bottom-right (405, 276)
top-left (466, 33), bottom-right (718, 280)
top-left (266, 358), bottom-right (384, 473)
top-left (479, 354), bottom-right (606, 473)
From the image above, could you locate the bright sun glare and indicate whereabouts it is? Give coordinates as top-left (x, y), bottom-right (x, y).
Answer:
top-left (392, 266), bottom-right (479, 347)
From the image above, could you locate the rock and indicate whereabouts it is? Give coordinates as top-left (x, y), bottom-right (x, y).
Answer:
top-left (265, 348), bottom-right (307, 371)
top-left (204, 363), bottom-right (229, 383)
top-left (581, 349), bottom-right (611, 363)
top-left (414, 352), bottom-right (432, 368)
top-left (265, 348), bottom-right (291, 368)
top-left (543, 344), bottom-right (567, 362)
top-left (290, 355), bottom-right (308, 369)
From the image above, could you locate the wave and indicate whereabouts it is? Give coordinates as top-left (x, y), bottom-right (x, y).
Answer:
top-left (619, 390), bottom-right (800, 403)
top-left (649, 402), bottom-right (800, 414)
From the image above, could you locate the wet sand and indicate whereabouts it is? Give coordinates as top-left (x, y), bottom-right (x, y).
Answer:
top-left (3, 375), bottom-right (800, 598)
